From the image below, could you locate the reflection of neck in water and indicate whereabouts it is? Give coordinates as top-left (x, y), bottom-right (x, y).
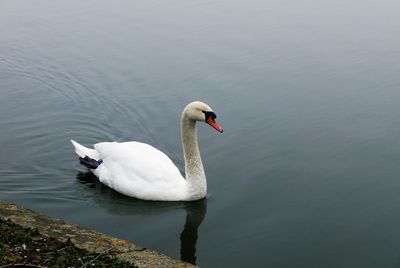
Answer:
top-left (76, 171), bottom-right (207, 265)
top-left (180, 199), bottom-right (207, 265)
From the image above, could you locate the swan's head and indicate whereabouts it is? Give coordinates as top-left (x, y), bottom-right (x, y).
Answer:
top-left (183, 101), bottom-right (223, 133)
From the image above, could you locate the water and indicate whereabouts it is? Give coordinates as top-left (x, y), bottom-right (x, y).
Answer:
top-left (1, 0), bottom-right (400, 267)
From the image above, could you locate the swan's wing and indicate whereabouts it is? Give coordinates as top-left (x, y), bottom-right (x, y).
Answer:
top-left (93, 141), bottom-right (186, 199)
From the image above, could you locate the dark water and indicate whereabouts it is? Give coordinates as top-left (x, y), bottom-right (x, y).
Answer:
top-left (1, 0), bottom-right (400, 267)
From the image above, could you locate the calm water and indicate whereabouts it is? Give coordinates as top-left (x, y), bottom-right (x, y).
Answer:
top-left (1, 0), bottom-right (400, 267)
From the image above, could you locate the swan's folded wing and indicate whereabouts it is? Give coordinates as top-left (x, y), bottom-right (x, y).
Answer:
top-left (92, 141), bottom-right (185, 198)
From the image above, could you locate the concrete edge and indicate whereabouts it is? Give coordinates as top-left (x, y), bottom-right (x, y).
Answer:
top-left (0, 200), bottom-right (197, 268)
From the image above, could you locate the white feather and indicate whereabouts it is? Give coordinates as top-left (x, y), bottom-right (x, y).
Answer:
top-left (70, 139), bottom-right (99, 159)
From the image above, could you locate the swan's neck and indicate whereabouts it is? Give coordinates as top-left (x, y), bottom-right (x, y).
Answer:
top-left (181, 114), bottom-right (207, 199)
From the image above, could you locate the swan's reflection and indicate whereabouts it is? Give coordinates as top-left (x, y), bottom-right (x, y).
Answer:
top-left (180, 199), bottom-right (207, 264)
top-left (76, 171), bottom-right (206, 265)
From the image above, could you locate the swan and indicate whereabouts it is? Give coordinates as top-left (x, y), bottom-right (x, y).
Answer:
top-left (71, 101), bottom-right (223, 201)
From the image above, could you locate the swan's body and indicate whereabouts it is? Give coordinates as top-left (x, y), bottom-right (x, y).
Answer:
top-left (71, 101), bottom-right (223, 201)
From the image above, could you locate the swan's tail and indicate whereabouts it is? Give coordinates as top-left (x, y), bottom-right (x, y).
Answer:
top-left (70, 140), bottom-right (98, 158)
top-left (70, 140), bottom-right (102, 169)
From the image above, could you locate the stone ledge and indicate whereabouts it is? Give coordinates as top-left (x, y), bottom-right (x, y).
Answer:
top-left (0, 200), bottom-right (196, 268)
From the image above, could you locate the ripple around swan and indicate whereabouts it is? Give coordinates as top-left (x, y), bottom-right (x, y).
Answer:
top-left (2, 54), bottom-right (98, 102)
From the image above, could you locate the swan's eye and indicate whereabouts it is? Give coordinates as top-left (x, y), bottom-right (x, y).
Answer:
top-left (202, 111), bottom-right (216, 122)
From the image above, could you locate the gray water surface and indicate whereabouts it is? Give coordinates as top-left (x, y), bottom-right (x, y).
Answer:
top-left (1, 0), bottom-right (400, 267)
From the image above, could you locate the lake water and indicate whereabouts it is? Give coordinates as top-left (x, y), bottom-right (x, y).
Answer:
top-left (1, 0), bottom-right (400, 267)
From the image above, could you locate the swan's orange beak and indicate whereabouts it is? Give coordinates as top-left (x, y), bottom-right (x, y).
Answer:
top-left (207, 117), bottom-right (223, 133)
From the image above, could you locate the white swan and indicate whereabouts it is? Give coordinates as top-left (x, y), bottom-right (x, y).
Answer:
top-left (71, 101), bottom-right (223, 201)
